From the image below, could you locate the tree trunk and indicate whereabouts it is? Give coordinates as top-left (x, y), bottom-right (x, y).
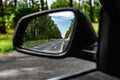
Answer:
top-left (0, 0), bottom-right (3, 16)
top-left (0, 22), bottom-right (6, 34)
top-left (45, 0), bottom-right (48, 10)
top-left (31, 0), bottom-right (34, 6)
top-left (78, 0), bottom-right (80, 9)
top-left (14, 0), bottom-right (17, 7)
top-left (89, 0), bottom-right (94, 22)
top-left (40, 0), bottom-right (44, 11)
top-left (0, 0), bottom-right (6, 34)
top-left (31, 0), bottom-right (34, 4)
top-left (69, 0), bottom-right (73, 7)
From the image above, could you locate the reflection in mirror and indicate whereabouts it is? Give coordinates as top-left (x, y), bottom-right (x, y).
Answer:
top-left (22, 11), bottom-right (75, 53)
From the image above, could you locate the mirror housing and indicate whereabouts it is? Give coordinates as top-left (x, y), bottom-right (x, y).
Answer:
top-left (13, 8), bottom-right (97, 58)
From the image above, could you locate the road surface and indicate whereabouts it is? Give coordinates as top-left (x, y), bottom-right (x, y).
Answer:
top-left (0, 51), bottom-right (96, 80)
top-left (26, 39), bottom-right (65, 53)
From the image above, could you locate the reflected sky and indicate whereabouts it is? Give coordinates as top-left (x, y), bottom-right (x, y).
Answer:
top-left (49, 11), bottom-right (75, 38)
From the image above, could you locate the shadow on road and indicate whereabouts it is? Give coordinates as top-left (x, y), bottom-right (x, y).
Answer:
top-left (0, 51), bottom-right (96, 80)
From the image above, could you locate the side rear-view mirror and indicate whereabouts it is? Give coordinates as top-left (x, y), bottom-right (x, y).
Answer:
top-left (13, 8), bottom-right (97, 58)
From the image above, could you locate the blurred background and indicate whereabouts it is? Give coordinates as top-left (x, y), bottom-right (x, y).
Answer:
top-left (0, 0), bottom-right (101, 54)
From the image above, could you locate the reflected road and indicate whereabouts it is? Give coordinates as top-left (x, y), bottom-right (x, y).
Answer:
top-left (27, 39), bottom-right (65, 53)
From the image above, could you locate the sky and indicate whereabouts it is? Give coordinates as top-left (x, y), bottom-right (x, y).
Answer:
top-left (47, 0), bottom-right (56, 7)
top-left (49, 11), bottom-right (75, 38)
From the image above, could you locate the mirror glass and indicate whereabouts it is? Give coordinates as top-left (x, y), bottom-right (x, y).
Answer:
top-left (22, 11), bottom-right (75, 53)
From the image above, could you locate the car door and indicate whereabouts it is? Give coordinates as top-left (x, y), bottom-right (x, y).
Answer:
top-left (12, 8), bottom-right (98, 79)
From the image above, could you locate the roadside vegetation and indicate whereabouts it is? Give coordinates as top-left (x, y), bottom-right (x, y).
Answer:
top-left (0, 0), bottom-right (101, 54)
top-left (0, 23), bottom-right (98, 54)
top-left (0, 30), bottom-right (14, 54)
top-left (92, 22), bottom-right (99, 36)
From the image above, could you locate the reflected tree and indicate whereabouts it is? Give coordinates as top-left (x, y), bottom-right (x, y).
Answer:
top-left (24, 15), bottom-right (62, 42)
top-left (65, 19), bottom-right (74, 39)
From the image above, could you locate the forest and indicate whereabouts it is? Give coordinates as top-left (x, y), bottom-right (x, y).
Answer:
top-left (0, 0), bottom-right (101, 53)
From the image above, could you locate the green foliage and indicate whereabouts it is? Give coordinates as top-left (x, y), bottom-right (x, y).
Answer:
top-left (4, 14), bottom-right (15, 29)
top-left (65, 20), bottom-right (74, 38)
top-left (0, 30), bottom-right (14, 54)
top-left (51, 0), bottom-right (101, 22)
top-left (80, 0), bottom-right (101, 22)
top-left (93, 1), bottom-right (101, 22)
top-left (0, 40), bottom-right (14, 54)
top-left (13, 3), bottom-right (39, 27)
top-left (51, 0), bottom-right (69, 9)
top-left (73, 1), bottom-right (79, 8)
top-left (92, 22), bottom-right (99, 36)
top-left (24, 15), bottom-right (62, 42)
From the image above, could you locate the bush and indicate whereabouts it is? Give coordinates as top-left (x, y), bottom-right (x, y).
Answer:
top-left (13, 3), bottom-right (39, 27)
top-left (0, 40), bottom-right (14, 54)
top-left (0, 30), bottom-right (14, 54)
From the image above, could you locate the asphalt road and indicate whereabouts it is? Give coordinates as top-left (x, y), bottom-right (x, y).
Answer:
top-left (0, 51), bottom-right (96, 80)
top-left (26, 39), bottom-right (65, 53)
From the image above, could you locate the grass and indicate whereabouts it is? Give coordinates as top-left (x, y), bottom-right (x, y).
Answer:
top-left (92, 22), bottom-right (99, 36)
top-left (0, 29), bottom-right (15, 54)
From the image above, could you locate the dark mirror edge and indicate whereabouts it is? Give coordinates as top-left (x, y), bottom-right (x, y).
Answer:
top-left (13, 7), bottom-right (97, 59)
top-left (13, 8), bottom-right (80, 58)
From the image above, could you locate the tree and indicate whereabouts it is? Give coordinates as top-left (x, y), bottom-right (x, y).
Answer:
top-left (79, 0), bottom-right (101, 22)
top-left (38, 0), bottom-right (48, 11)
top-left (13, 2), bottom-right (39, 27)
top-left (0, 0), bottom-right (6, 34)
top-left (44, 0), bottom-right (48, 10)
top-left (0, 0), bottom-right (3, 17)
top-left (78, 0), bottom-right (81, 9)
top-left (65, 20), bottom-right (74, 39)
top-left (24, 15), bottom-right (62, 41)
top-left (31, 0), bottom-right (34, 5)
top-left (93, 0), bottom-right (101, 22)
top-left (40, 0), bottom-right (44, 11)
top-left (89, 0), bottom-right (94, 22)
top-left (14, 0), bottom-right (17, 7)
top-left (69, 0), bottom-right (73, 7)
top-left (51, 0), bottom-right (69, 9)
